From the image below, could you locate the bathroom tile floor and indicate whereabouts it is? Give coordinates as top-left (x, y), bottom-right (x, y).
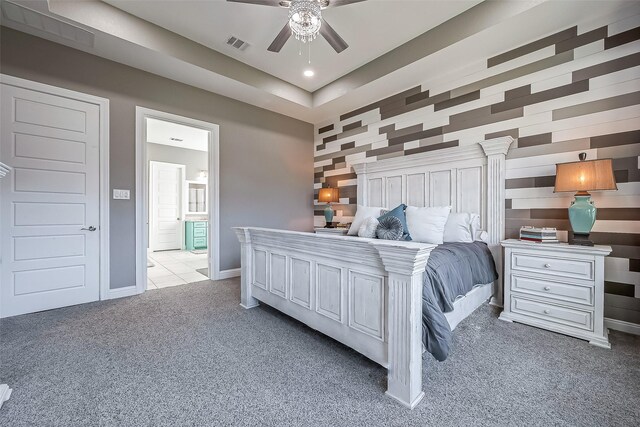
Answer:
top-left (147, 250), bottom-right (209, 290)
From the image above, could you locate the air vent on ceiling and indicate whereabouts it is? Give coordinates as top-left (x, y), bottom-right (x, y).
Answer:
top-left (1, 1), bottom-right (94, 48)
top-left (226, 36), bottom-right (249, 51)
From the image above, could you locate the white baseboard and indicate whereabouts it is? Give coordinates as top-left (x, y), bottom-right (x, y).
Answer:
top-left (218, 268), bottom-right (241, 280)
top-left (103, 285), bottom-right (140, 300)
top-left (605, 317), bottom-right (640, 336)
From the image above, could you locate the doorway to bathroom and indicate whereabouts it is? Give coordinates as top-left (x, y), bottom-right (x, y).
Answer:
top-left (135, 108), bottom-right (220, 293)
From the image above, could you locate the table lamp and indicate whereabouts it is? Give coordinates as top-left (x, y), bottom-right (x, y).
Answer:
top-left (318, 187), bottom-right (339, 228)
top-left (554, 153), bottom-right (617, 246)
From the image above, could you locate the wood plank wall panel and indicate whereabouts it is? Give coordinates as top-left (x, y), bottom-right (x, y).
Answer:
top-left (313, 12), bottom-right (640, 326)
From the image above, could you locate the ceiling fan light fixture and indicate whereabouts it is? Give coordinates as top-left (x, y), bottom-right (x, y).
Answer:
top-left (288, 0), bottom-right (322, 43)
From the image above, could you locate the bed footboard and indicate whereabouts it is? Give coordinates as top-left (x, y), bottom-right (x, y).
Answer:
top-left (234, 227), bottom-right (435, 408)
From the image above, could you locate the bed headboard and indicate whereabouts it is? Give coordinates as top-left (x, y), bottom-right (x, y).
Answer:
top-left (351, 136), bottom-right (514, 305)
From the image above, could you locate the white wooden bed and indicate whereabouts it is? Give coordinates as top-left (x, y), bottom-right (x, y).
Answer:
top-left (234, 136), bottom-right (513, 408)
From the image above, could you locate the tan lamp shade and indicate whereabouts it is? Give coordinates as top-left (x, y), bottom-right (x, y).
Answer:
top-left (318, 187), bottom-right (340, 203)
top-left (554, 158), bottom-right (617, 194)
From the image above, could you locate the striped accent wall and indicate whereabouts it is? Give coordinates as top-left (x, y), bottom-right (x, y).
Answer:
top-left (313, 13), bottom-right (640, 325)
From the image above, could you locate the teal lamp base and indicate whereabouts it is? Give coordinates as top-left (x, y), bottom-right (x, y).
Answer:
top-left (324, 204), bottom-right (335, 228)
top-left (568, 194), bottom-right (596, 246)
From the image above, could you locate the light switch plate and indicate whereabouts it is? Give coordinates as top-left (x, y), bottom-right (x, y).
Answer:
top-left (113, 189), bottom-right (130, 200)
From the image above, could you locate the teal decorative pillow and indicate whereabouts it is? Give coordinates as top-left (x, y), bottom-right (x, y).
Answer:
top-left (378, 204), bottom-right (411, 241)
top-left (376, 216), bottom-right (404, 240)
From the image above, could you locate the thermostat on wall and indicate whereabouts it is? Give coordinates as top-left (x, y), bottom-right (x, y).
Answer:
top-left (113, 189), bottom-right (130, 200)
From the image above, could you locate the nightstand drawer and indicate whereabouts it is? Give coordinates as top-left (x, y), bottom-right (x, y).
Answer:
top-left (193, 237), bottom-right (207, 248)
top-left (193, 227), bottom-right (207, 238)
top-left (511, 295), bottom-right (593, 331)
top-left (511, 252), bottom-right (594, 281)
top-left (511, 275), bottom-right (594, 306)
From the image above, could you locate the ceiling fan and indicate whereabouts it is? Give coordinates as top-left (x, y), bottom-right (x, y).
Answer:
top-left (227, 0), bottom-right (366, 53)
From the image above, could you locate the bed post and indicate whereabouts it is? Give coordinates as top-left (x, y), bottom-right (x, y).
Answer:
top-left (479, 136), bottom-right (514, 307)
top-left (353, 162), bottom-right (368, 207)
top-left (233, 227), bottom-right (259, 309)
top-left (371, 241), bottom-right (433, 409)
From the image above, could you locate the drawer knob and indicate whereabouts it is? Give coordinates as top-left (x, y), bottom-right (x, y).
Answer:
top-left (544, 309), bottom-right (550, 314)
top-left (544, 286), bottom-right (551, 291)
top-left (544, 263), bottom-right (551, 268)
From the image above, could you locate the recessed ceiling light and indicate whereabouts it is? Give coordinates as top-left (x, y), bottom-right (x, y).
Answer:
top-left (303, 70), bottom-right (315, 77)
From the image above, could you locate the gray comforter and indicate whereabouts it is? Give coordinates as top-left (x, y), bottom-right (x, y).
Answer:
top-left (421, 242), bottom-right (498, 361)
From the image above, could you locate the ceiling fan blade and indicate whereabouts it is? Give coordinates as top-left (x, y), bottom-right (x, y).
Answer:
top-left (320, 19), bottom-right (348, 53)
top-left (329, 0), bottom-right (367, 7)
top-left (226, 0), bottom-right (281, 6)
top-left (267, 22), bottom-right (292, 52)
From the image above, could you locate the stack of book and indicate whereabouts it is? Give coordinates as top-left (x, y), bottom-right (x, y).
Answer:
top-left (519, 226), bottom-right (559, 243)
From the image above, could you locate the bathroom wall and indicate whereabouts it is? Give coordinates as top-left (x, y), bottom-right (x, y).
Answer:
top-left (147, 143), bottom-right (208, 182)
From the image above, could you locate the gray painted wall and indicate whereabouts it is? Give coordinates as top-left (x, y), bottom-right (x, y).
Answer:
top-left (0, 27), bottom-right (314, 288)
top-left (147, 143), bottom-right (207, 182)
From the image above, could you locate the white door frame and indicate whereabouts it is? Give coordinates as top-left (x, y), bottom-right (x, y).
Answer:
top-left (0, 74), bottom-right (111, 310)
top-left (135, 107), bottom-right (221, 293)
top-left (148, 161), bottom-right (185, 252)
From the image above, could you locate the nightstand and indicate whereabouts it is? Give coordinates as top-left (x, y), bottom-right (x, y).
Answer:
top-left (500, 239), bottom-right (612, 348)
top-left (314, 227), bottom-right (348, 236)
top-left (185, 220), bottom-right (208, 250)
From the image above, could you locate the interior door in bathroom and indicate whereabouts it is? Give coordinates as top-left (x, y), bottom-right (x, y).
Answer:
top-left (149, 161), bottom-right (184, 251)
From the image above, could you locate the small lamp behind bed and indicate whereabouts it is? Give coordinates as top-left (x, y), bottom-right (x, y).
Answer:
top-left (318, 187), bottom-right (339, 228)
top-left (554, 152), bottom-right (617, 246)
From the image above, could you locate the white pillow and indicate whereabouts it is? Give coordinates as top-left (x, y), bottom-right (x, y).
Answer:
top-left (405, 206), bottom-right (451, 244)
top-left (469, 214), bottom-right (488, 242)
top-left (475, 230), bottom-right (488, 242)
top-left (347, 205), bottom-right (385, 236)
top-left (443, 212), bottom-right (474, 243)
top-left (357, 216), bottom-right (379, 238)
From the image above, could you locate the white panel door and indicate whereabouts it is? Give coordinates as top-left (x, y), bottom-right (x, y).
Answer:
top-left (149, 162), bottom-right (183, 251)
top-left (0, 84), bottom-right (101, 317)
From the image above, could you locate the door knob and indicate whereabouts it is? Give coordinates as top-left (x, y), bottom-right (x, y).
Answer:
top-left (81, 226), bottom-right (97, 231)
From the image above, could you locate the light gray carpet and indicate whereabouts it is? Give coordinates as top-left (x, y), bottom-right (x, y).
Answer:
top-left (1, 278), bottom-right (639, 426)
